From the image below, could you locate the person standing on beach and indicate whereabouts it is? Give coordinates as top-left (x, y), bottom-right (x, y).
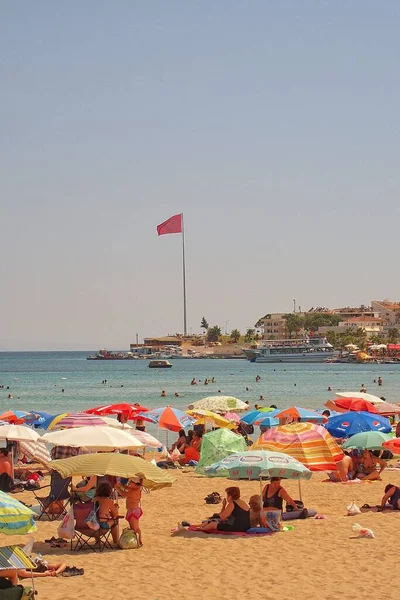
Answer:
top-left (115, 477), bottom-right (143, 547)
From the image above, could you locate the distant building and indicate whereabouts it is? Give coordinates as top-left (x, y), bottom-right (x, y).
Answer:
top-left (255, 313), bottom-right (307, 340)
top-left (318, 316), bottom-right (384, 339)
top-left (142, 336), bottom-right (183, 347)
top-left (371, 299), bottom-right (400, 327)
top-left (330, 305), bottom-right (376, 320)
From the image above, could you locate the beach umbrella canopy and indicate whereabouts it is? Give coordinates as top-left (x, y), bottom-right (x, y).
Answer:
top-left (275, 407), bottom-right (324, 423)
top-left (0, 424), bottom-right (40, 442)
top-left (325, 411), bottom-right (391, 438)
top-left (41, 413), bottom-right (69, 430)
top-left (187, 409), bottom-right (235, 429)
top-left (48, 413), bottom-right (107, 430)
top-left (204, 450), bottom-right (312, 480)
top-left (332, 398), bottom-right (379, 413)
top-left (335, 392), bottom-right (385, 404)
top-left (42, 426), bottom-right (144, 450)
top-left (85, 403), bottom-right (148, 419)
top-left (373, 402), bottom-right (400, 416)
top-left (342, 431), bottom-right (393, 450)
top-left (0, 491), bottom-right (37, 535)
top-left (19, 439), bottom-right (51, 464)
top-left (126, 430), bottom-right (162, 449)
top-left (224, 412), bottom-right (241, 424)
top-left (258, 415), bottom-right (280, 428)
top-left (241, 409), bottom-right (279, 426)
top-left (49, 452), bottom-right (174, 491)
top-left (195, 428), bottom-right (248, 475)
top-left (253, 422), bottom-right (344, 471)
top-left (382, 438), bottom-right (400, 454)
top-left (24, 411), bottom-right (55, 428)
top-left (0, 545), bottom-right (36, 570)
top-left (0, 411), bottom-right (27, 424)
top-left (143, 407), bottom-right (195, 432)
top-left (187, 396), bottom-right (248, 414)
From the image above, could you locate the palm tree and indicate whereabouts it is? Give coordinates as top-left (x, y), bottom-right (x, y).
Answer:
top-left (244, 329), bottom-right (255, 343)
top-left (387, 328), bottom-right (400, 344)
top-left (230, 329), bottom-right (241, 343)
top-left (207, 325), bottom-right (222, 342)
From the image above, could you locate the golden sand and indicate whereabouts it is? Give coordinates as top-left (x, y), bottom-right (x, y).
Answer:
top-left (5, 469), bottom-right (400, 600)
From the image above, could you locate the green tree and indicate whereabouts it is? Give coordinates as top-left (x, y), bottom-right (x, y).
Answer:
top-left (369, 334), bottom-right (385, 345)
top-left (325, 330), bottom-right (340, 348)
top-left (387, 328), bottom-right (400, 344)
top-left (207, 325), bottom-right (222, 342)
top-left (244, 328), bottom-right (256, 343)
top-left (200, 317), bottom-right (209, 332)
top-left (230, 329), bottom-right (241, 343)
top-left (283, 314), bottom-right (304, 338)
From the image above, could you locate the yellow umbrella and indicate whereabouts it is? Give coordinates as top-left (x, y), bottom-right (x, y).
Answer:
top-left (187, 409), bottom-right (236, 429)
top-left (49, 452), bottom-right (175, 490)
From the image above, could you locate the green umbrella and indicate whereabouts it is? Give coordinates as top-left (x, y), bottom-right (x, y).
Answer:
top-left (342, 431), bottom-right (393, 450)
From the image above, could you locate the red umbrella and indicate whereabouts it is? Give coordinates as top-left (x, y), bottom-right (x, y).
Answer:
top-left (85, 403), bottom-right (148, 420)
top-left (382, 438), bottom-right (400, 454)
top-left (331, 398), bottom-right (379, 414)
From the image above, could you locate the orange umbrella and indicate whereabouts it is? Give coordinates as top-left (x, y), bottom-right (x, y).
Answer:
top-left (0, 411), bottom-right (26, 424)
top-left (252, 422), bottom-right (344, 471)
top-left (382, 438), bottom-right (400, 454)
top-left (326, 398), bottom-right (379, 414)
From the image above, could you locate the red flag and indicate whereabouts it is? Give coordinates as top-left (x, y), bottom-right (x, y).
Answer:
top-left (157, 213), bottom-right (183, 236)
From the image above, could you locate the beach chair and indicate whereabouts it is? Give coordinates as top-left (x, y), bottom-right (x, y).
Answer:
top-left (0, 582), bottom-right (34, 600)
top-left (71, 502), bottom-right (114, 553)
top-left (33, 470), bottom-right (72, 521)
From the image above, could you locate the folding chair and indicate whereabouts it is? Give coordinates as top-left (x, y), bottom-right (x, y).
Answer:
top-left (33, 470), bottom-right (72, 521)
top-left (71, 502), bottom-right (115, 553)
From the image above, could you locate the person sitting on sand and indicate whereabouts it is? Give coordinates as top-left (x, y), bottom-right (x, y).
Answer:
top-left (115, 477), bottom-right (143, 546)
top-left (94, 481), bottom-right (120, 544)
top-left (179, 431), bottom-right (202, 464)
top-left (194, 487), bottom-right (250, 533)
top-left (170, 429), bottom-right (187, 453)
top-left (249, 494), bottom-right (263, 528)
top-left (329, 451), bottom-right (354, 482)
top-left (379, 483), bottom-right (400, 510)
top-left (354, 449), bottom-right (386, 481)
top-left (262, 477), bottom-right (299, 511)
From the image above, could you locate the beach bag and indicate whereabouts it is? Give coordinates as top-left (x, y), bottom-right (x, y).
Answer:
top-left (205, 492), bottom-right (221, 505)
top-left (262, 510), bottom-right (282, 532)
top-left (84, 508), bottom-right (100, 531)
top-left (118, 527), bottom-right (139, 550)
top-left (286, 500), bottom-right (304, 512)
top-left (57, 505), bottom-right (75, 540)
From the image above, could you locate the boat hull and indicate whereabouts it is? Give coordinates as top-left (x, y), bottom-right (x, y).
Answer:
top-left (253, 353), bottom-right (334, 363)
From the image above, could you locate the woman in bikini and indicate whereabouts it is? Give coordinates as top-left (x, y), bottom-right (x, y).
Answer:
top-left (115, 477), bottom-right (143, 546)
top-left (94, 481), bottom-right (120, 544)
top-left (262, 477), bottom-right (299, 511)
top-left (354, 450), bottom-right (386, 481)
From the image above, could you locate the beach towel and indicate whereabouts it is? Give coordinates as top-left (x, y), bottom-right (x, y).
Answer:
top-left (187, 526), bottom-right (273, 536)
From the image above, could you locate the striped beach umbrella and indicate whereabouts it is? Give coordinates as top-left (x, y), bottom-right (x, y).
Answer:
top-left (47, 413), bottom-right (107, 430)
top-left (252, 422), bottom-right (344, 471)
top-left (0, 491), bottom-right (37, 535)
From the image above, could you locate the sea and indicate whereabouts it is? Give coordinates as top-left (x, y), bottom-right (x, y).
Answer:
top-left (0, 352), bottom-right (399, 416)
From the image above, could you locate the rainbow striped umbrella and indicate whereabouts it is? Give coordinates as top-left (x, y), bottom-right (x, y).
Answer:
top-left (142, 407), bottom-right (195, 432)
top-left (252, 422), bottom-right (344, 471)
top-left (0, 491), bottom-right (37, 535)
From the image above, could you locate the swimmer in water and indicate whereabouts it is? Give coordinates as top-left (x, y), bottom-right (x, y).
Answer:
top-left (161, 390), bottom-right (166, 398)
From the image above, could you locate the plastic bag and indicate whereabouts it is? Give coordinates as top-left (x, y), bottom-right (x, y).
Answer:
top-left (57, 505), bottom-right (75, 540)
top-left (84, 508), bottom-right (100, 531)
top-left (347, 501), bottom-right (361, 516)
top-left (352, 523), bottom-right (375, 538)
top-left (118, 527), bottom-right (139, 550)
top-left (170, 448), bottom-right (181, 461)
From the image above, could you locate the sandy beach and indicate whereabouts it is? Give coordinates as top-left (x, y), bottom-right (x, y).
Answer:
top-left (4, 466), bottom-right (400, 600)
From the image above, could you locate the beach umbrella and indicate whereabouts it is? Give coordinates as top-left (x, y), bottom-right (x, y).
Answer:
top-left (126, 429), bottom-right (162, 449)
top-left (382, 438), bottom-right (400, 454)
top-left (335, 392), bottom-right (385, 404)
top-left (373, 402), bottom-right (400, 416)
top-left (18, 439), bottom-right (51, 464)
top-left (253, 422), bottom-right (344, 471)
top-left (85, 403), bottom-right (148, 419)
top-left (0, 491), bottom-right (37, 535)
top-left (187, 396), bottom-right (249, 414)
top-left (342, 431), bottom-right (393, 450)
top-left (325, 411), bottom-right (391, 438)
top-left (204, 450), bottom-right (312, 481)
top-left (0, 411), bottom-right (27, 424)
top-left (275, 407), bottom-right (324, 423)
top-left (224, 412), bottom-right (241, 424)
top-left (0, 545), bottom-right (36, 570)
top-left (42, 425), bottom-right (144, 450)
top-left (331, 398), bottom-right (379, 414)
top-left (49, 452), bottom-right (174, 491)
top-left (23, 411), bottom-right (55, 428)
top-left (47, 413), bottom-right (107, 430)
top-left (241, 409), bottom-right (279, 426)
top-left (196, 429), bottom-right (248, 475)
top-left (142, 407), bottom-right (195, 432)
top-left (187, 409), bottom-right (235, 429)
top-left (0, 424), bottom-right (40, 442)
top-left (258, 415), bottom-right (280, 428)
top-left (41, 413), bottom-right (69, 430)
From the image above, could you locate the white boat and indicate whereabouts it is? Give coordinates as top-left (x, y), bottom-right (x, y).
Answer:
top-left (148, 360), bottom-right (173, 368)
top-left (244, 337), bottom-right (335, 363)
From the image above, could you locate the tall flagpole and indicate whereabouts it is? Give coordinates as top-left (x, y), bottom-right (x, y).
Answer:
top-left (181, 213), bottom-right (187, 337)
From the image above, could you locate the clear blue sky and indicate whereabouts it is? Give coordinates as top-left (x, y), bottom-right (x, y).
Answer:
top-left (1, 1), bottom-right (399, 350)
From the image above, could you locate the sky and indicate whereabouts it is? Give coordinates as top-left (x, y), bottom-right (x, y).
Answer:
top-left (1, 1), bottom-right (400, 350)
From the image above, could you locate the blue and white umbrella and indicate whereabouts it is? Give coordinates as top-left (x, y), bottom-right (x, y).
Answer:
top-left (325, 411), bottom-right (391, 438)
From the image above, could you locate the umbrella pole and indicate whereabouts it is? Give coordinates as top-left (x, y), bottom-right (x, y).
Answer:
top-left (298, 480), bottom-right (302, 502)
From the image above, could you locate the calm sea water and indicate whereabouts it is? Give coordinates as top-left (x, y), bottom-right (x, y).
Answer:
top-left (0, 352), bottom-right (399, 415)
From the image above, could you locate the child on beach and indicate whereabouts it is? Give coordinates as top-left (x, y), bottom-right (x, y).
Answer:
top-left (249, 495), bottom-right (263, 528)
top-left (115, 477), bottom-right (144, 546)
